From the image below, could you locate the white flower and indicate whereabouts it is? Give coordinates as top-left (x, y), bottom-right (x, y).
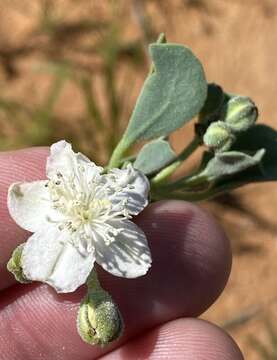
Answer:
top-left (7, 140), bottom-right (151, 293)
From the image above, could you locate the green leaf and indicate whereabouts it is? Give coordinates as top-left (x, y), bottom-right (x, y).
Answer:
top-left (198, 83), bottom-right (224, 124)
top-left (124, 43), bottom-right (207, 143)
top-left (134, 139), bottom-right (176, 175)
top-left (197, 124), bottom-right (277, 197)
top-left (201, 150), bottom-right (265, 182)
top-left (233, 124), bottom-right (277, 181)
top-left (152, 148), bottom-right (265, 202)
top-left (213, 124), bottom-right (277, 190)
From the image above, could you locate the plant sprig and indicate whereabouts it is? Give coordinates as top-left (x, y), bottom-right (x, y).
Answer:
top-left (109, 34), bottom-right (277, 203)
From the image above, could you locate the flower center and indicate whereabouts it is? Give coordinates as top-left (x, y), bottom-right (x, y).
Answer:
top-left (47, 172), bottom-right (111, 225)
top-left (45, 170), bottom-right (128, 254)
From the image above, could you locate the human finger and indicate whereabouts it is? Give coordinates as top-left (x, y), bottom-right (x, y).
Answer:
top-left (0, 200), bottom-right (231, 360)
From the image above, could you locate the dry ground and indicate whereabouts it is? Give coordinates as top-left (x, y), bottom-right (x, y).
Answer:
top-left (1, 1), bottom-right (277, 359)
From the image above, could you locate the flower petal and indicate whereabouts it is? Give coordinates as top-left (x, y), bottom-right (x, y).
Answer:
top-left (46, 140), bottom-right (103, 180)
top-left (8, 180), bottom-right (51, 232)
top-left (22, 226), bottom-right (95, 293)
top-left (106, 164), bottom-right (150, 216)
top-left (95, 219), bottom-right (152, 278)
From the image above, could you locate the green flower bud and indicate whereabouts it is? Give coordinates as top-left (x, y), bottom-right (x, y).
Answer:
top-left (203, 121), bottom-right (235, 152)
top-left (7, 243), bottom-right (30, 283)
top-left (77, 271), bottom-right (123, 346)
top-left (224, 96), bottom-right (258, 133)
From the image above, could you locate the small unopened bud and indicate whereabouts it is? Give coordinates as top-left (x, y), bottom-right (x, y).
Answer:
top-left (7, 243), bottom-right (30, 283)
top-left (203, 121), bottom-right (235, 152)
top-left (224, 96), bottom-right (258, 133)
top-left (77, 272), bottom-right (123, 346)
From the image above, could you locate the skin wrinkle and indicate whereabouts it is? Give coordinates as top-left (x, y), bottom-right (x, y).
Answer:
top-left (130, 201), bottom-right (232, 317)
top-left (0, 148), bottom-right (241, 359)
top-left (102, 319), bottom-right (243, 360)
top-left (1, 285), bottom-right (83, 359)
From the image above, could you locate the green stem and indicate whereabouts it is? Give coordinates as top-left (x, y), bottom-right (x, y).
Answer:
top-left (151, 136), bottom-right (200, 185)
top-left (151, 187), bottom-right (215, 202)
top-left (177, 136), bottom-right (201, 162)
top-left (152, 175), bottom-right (252, 202)
top-left (86, 270), bottom-right (101, 292)
top-left (107, 136), bottom-right (131, 169)
top-left (159, 174), bottom-right (208, 193)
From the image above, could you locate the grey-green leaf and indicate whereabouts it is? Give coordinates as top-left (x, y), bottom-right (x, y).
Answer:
top-left (202, 150), bottom-right (265, 182)
top-left (198, 124), bottom-right (277, 197)
top-left (134, 139), bottom-right (176, 175)
top-left (124, 43), bottom-right (207, 143)
top-left (233, 124), bottom-right (277, 181)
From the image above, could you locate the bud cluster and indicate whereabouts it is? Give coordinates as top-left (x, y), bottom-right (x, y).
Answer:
top-left (203, 94), bottom-right (258, 152)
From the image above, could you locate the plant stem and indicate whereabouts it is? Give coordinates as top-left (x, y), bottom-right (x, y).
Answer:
top-left (151, 187), bottom-right (215, 202)
top-left (151, 136), bottom-right (200, 185)
top-left (158, 172), bottom-right (208, 193)
top-left (107, 136), bottom-right (131, 169)
top-left (86, 269), bottom-right (101, 292)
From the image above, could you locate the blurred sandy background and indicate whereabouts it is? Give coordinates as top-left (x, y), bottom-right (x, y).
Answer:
top-left (1, 1), bottom-right (277, 358)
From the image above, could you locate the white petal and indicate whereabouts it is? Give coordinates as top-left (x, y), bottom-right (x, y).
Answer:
top-left (107, 164), bottom-right (150, 215)
top-left (8, 180), bottom-right (51, 232)
top-left (95, 219), bottom-right (152, 278)
top-left (46, 140), bottom-right (103, 180)
top-left (46, 140), bottom-right (73, 177)
top-left (22, 226), bottom-right (95, 293)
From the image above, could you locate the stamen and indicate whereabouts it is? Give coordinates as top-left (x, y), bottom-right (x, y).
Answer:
top-left (47, 166), bottom-right (131, 255)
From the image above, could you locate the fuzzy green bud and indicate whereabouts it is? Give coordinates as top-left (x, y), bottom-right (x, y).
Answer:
top-left (203, 121), bottom-right (235, 152)
top-left (7, 243), bottom-right (30, 283)
top-left (224, 96), bottom-right (258, 133)
top-left (77, 272), bottom-right (123, 346)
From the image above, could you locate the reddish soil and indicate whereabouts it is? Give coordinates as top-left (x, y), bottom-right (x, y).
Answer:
top-left (1, 1), bottom-right (277, 358)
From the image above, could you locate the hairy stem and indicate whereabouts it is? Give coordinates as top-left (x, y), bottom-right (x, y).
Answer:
top-left (152, 136), bottom-right (200, 185)
top-left (107, 136), bottom-right (131, 169)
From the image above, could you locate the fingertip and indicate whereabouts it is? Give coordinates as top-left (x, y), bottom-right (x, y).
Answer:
top-left (0, 147), bottom-right (49, 194)
top-left (105, 318), bottom-right (243, 360)
top-left (135, 200), bottom-right (232, 315)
